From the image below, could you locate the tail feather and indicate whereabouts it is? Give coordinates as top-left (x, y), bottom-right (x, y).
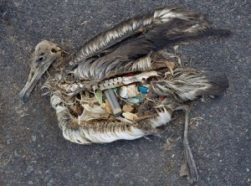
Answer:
top-left (204, 72), bottom-right (229, 96)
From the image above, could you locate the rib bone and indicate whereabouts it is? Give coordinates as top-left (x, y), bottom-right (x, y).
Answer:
top-left (98, 71), bottom-right (158, 90)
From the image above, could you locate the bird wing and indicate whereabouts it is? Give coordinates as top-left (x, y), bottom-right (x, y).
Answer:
top-left (73, 7), bottom-right (211, 81)
top-left (69, 7), bottom-right (209, 67)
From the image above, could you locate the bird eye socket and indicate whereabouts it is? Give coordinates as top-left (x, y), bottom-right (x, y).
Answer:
top-left (51, 48), bottom-right (57, 53)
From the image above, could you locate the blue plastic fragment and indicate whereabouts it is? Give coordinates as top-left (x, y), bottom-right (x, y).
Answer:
top-left (138, 85), bottom-right (149, 94)
top-left (128, 96), bottom-right (144, 104)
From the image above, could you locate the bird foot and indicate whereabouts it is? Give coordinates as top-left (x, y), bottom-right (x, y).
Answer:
top-left (175, 105), bottom-right (199, 183)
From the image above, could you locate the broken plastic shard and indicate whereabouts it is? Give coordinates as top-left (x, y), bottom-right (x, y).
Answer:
top-left (122, 112), bottom-right (138, 121)
top-left (104, 89), bottom-right (122, 115)
top-left (127, 96), bottom-right (144, 104)
top-left (119, 84), bottom-right (139, 99)
top-left (101, 100), bottom-right (112, 114)
top-left (94, 90), bottom-right (103, 105)
top-left (127, 98), bottom-right (140, 104)
top-left (138, 85), bottom-right (149, 94)
top-left (122, 104), bottom-right (134, 112)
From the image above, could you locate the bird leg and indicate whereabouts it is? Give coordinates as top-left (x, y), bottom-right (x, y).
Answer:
top-left (175, 105), bottom-right (199, 183)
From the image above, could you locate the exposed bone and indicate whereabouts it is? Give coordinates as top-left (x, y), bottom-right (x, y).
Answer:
top-left (98, 71), bottom-right (158, 90)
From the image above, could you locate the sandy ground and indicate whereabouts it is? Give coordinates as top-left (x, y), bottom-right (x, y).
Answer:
top-left (0, 0), bottom-right (250, 185)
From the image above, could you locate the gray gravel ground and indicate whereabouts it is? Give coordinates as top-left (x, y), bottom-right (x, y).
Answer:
top-left (0, 0), bottom-right (250, 186)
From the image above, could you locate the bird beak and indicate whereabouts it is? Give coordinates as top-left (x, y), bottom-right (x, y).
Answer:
top-left (19, 55), bottom-right (58, 102)
top-left (19, 40), bottom-right (64, 102)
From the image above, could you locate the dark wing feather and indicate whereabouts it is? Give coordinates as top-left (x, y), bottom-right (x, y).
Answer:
top-left (72, 7), bottom-right (230, 81)
top-left (73, 17), bottom-right (210, 80)
top-left (69, 7), bottom-right (208, 66)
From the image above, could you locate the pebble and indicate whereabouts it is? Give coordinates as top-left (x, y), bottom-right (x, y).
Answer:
top-left (28, 181), bottom-right (33, 185)
top-left (31, 135), bottom-right (36, 142)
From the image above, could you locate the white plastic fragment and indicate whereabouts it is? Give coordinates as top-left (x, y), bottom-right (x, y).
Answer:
top-left (119, 84), bottom-right (139, 98)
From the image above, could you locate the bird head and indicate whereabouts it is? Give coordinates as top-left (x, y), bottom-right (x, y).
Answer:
top-left (19, 40), bottom-right (64, 102)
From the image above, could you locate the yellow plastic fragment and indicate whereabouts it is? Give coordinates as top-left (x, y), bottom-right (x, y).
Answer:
top-left (122, 104), bottom-right (134, 112)
top-left (122, 112), bottom-right (138, 121)
top-left (101, 100), bottom-right (112, 114)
